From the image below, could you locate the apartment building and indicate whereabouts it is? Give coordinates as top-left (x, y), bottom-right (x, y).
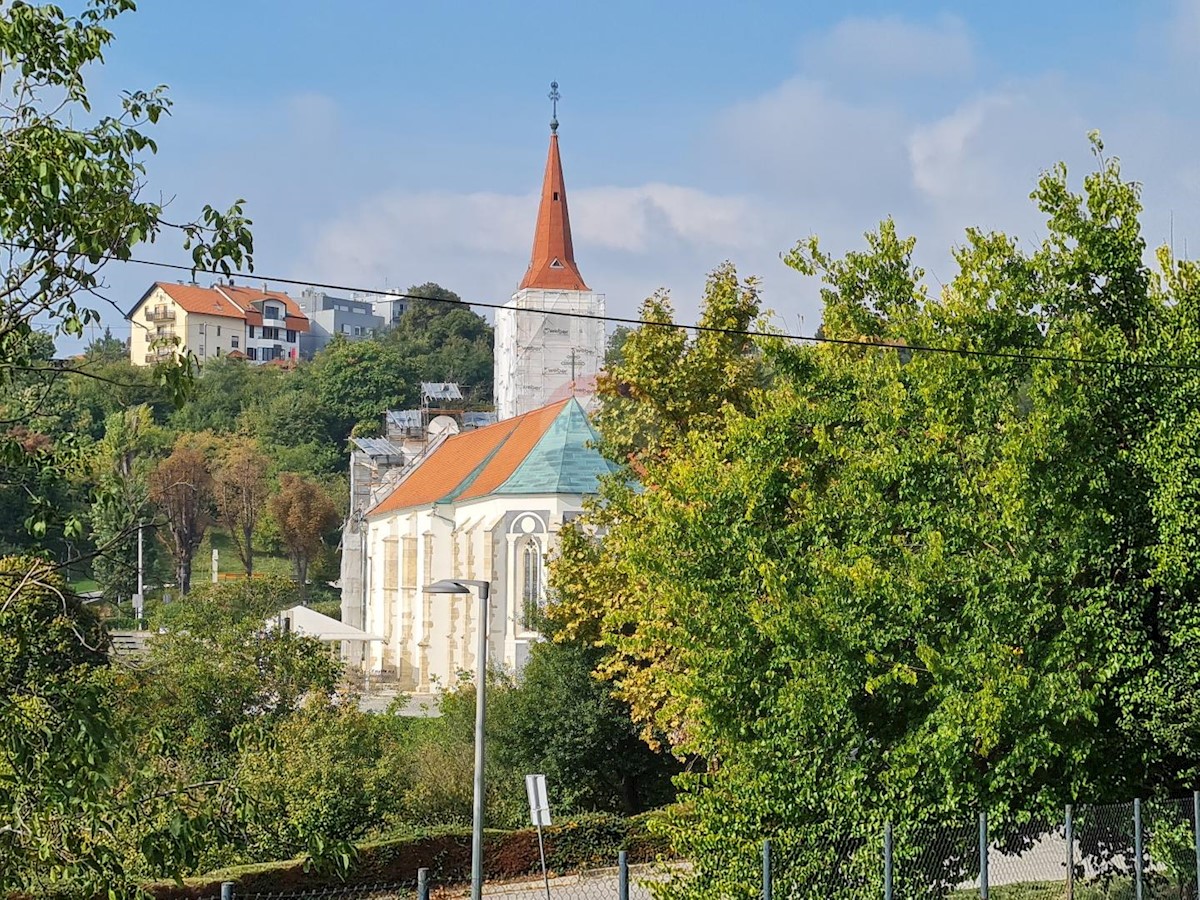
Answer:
top-left (126, 282), bottom-right (310, 366)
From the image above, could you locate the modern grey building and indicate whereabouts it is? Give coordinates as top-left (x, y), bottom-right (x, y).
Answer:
top-left (297, 288), bottom-right (385, 357)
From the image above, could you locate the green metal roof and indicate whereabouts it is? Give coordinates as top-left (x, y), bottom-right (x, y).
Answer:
top-left (493, 399), bottom-right (615, 495)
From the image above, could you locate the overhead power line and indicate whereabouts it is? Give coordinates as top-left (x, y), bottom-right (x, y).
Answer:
top-left (10, 243), bottom-right (1200, 372)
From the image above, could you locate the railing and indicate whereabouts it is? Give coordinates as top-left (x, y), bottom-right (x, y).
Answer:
top-left (143, 347), bottom-right (175, 364)
top-left (146, 306), bottom-right (176, 322)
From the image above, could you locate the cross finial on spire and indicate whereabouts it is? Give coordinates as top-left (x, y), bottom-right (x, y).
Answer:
top-left (549, 81), bottom-right (560, 133)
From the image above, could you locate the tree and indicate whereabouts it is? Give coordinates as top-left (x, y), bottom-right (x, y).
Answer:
top-left (89, 404), bottom-right (165, 604)
top-left (83, 326), bottom-right (127, 364)
top-left (132, 577), bottom-right (341, 761)
top-left (0, 556), bottom-right (252, 893)
top-left (384, 282), bottom-right (494, 404)
top-left (0, 0), bottom-right (251, 546)
top-left (214, 437), bottom-right (270, 577)
top-left (149, 442), bottom-right (214, 594)
top-left (549, 141), bottom-right (1200, 897)
top-left (0, 0), bottom-right (265, 886)
top-left (592, 263), bottom-right (768, 465)
top-left (304, 336), bottom-right (414, 444)
top-left (269, 474), bottom-right (340, 600)
top-left (490, 638), bottom-right (678, 815)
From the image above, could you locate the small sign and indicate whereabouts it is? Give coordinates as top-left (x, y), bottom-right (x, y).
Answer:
top-left (132, 592), bottom-right (144, 619)
top-left (525, 774), bottom-right (551, 827)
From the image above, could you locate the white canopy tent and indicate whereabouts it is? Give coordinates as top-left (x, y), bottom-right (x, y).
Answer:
top-left (268, 604), bottom-right (384, 645)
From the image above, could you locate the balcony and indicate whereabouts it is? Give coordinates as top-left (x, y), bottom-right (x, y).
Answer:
top-left (143, 347), bottom-right (175, 365)
top-left (146, 306), bottom-right (176, 323)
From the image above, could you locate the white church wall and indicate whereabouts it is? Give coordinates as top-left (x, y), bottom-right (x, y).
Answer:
top-left (361, 494), bottom-right (586, 692)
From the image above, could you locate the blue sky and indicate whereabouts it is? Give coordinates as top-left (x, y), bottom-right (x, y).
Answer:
top-left (75, 0), bottom-right (1200, 348)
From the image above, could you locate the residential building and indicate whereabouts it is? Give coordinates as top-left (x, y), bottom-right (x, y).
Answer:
top-left (345, 398), bottom-right (613, 690)
top-left (361, 292), bottom-right (409, 327)
top-left (126, 282), bottom-right (310, 366)
top-left (296, 288), bottom-right (384, 357)
top-left (494, 120), bottom-right (605, 419)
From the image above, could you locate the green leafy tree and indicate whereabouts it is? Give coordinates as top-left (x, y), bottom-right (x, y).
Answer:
top-left (490, 638), bottom-right (678, 815)
top-left (0, 0), bottom-right (252, 547)
top-left (133, 576), bottom-right (340, 762)
top-left (304, 336), bottom-right (414, 443)
top-left (0, 556), bottom-right (256, 893)
top-left (83, 326), bottom-right (127, 363)
top-left (233, 700), bottom-right (399, 863)
top-left (89, 403), bottom-right (165, 604)
top-left (384, 282), bottom-right (494, 404)
top-left (551, 141), bottom-right (1200, 898)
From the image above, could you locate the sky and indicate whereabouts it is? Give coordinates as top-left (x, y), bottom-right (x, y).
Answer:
top-left (71, 0), bottom-right (1200, 349)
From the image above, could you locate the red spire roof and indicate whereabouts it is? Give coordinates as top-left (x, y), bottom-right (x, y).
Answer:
top-left (519, 133), bottom-right (589, 292)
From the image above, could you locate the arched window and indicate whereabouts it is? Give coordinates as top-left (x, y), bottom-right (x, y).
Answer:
top-left (521, 540), bottom-right (543, 629)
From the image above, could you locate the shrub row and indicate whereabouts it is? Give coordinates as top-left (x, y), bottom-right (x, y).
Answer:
top-left (149, 812), bottom-right (669, 898)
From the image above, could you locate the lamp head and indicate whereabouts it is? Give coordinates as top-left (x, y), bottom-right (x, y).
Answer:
top-left (423, 578), bottom-right (490, 600)
top-left (425, 579), bottom-right (472, 595)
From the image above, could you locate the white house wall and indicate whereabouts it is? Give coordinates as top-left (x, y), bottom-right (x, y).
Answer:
top-left (361, 494), bottom-right (585, 692)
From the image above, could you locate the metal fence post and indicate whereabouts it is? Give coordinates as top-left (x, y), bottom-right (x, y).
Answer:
top-left (619, 849), bottom-right (629, 900)
top-left (1134, 798), bottom-right (1144, 900)
top-left (763, 839), bottom-right (772, 900)
top-left (417, 866), bottom-right (430, 900)
top-left (1193, 791), bottom-right (1200, 900)
top-left (979, 811), bottom-right (989, 900)
top-left (1065, 804), bottom-right (1074, 900)
top-left (220, 882), bottom-right (234, 900)
top-left (884, 822), bottom-right (894, 900)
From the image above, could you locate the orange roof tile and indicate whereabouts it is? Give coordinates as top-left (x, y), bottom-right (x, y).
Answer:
top-left (130, 282), bottom-right (310, 333)
top-left (369, 400), bottom-right (571, 516)
top-left (519, 133), bottom-right (589, 292)
top-left (219, 285), bottom-right (308, 320)
top-left (153, 282), bottom-right (247, 319)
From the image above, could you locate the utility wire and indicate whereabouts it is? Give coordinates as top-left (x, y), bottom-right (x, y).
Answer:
top-left (11, 243), bottom-right (1200, 373)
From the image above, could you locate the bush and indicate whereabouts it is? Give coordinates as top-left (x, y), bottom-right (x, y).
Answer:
top-left (147, 812), bottom-right (671, 898)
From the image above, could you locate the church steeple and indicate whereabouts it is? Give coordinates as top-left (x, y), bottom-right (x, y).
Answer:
top-left (519, 82), bottom-right (589, 292)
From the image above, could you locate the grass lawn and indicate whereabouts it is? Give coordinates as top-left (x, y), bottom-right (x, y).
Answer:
top-left (70, 577), bottom-right (100, 595)
top-left (194, 529), bottom-right (294, 581)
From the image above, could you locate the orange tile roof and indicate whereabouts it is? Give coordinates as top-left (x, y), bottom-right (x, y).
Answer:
top-left (131, 282), bottom-right (309, 332)
top-left (519, 133), bottom-right (589, 292)
top-left (153, 282), bottom-right (246, 319)
top-left (219, 285), bottom-right (308, 321)
top-left (369, 400), bottom-right (571, 516)
top-left (456, 402), bottom-right (567, 500)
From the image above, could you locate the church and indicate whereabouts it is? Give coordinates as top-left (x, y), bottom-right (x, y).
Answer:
top-left (344, 99), bottom-right (612, 691)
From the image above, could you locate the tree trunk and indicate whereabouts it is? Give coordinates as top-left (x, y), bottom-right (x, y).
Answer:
top-left (294, 555), bottom-right (308, 603)
top-left (620, 774), bottom-right (640, 815)
top-left (242, 521), bottom-right (254, 577)
top-left (178, 554), bottom-right (192, 596)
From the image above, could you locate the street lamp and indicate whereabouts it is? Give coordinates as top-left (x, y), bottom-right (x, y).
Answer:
top-left (424, 578), bottom-right (491, 900)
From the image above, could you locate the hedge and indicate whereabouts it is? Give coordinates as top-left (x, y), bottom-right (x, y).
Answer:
top-left (148, 812), bottom-right (670, 898)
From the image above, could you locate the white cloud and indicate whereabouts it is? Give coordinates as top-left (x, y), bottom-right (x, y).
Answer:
top-left (801, 14), bottom-right (974, 81)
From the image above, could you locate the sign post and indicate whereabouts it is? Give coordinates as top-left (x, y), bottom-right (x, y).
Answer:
top-left (525, 774), bottom-right (552, 900)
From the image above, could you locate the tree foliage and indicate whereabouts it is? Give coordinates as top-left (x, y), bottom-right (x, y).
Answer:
top-left (551, 139), bottom-right (1200, 897)
top-left (213, 437), bottom-right (270, 577)
top-left (269, 473), bottom-right (340, 599)
top-left (149, 441), bottom-right (213, 594)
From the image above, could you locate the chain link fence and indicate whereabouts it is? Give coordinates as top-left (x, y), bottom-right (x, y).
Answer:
top-left (200, 797), bottom-right (1200, 900)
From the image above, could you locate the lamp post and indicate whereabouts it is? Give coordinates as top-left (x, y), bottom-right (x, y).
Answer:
top-left (424, 578), bottom-right (491, 900)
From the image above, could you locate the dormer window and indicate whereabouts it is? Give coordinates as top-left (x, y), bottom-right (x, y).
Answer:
top-left (549, 258), bottom-right (564, 269)
top-left (553, 191), bottom-right (559, 201)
